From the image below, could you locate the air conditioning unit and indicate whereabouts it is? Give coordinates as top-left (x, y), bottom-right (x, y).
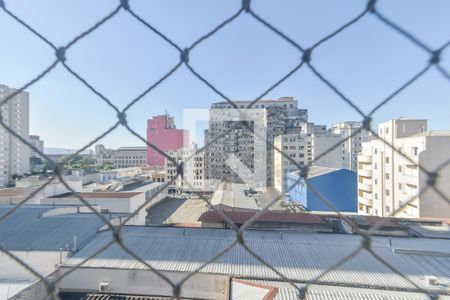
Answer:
top-left (98, 281), bottom-right (110, 293)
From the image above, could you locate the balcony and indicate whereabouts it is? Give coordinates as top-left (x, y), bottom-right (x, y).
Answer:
top-left (358, 195), bottom-right (372, 207)
top-left (358, 155), bottom-right (372, 163)
top-left (359, 182), bottom-right (372, 192)
top-left (359, 169), bottom-right (372, 178)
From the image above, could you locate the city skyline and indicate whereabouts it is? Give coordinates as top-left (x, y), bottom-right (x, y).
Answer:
top-left (1, 1), bottom-right (450, 149)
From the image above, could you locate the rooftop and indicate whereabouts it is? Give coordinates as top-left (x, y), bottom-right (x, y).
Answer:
top-left (198, 211), bottom-right (326, 225)
top-left (290, 166), bottom-right (339, 178)
top-left (0, 205), bottom-right (116, 251)
top-left (63, 226), bottom-right (450, 293)
top-left (408, 130), bottom-right (450, 138)
top-left (213, 96), bottom-right (296, 106)
top-left (210, 183), bottom-right (259, 210)
top-left (49, 192), bottom-right (141, 199)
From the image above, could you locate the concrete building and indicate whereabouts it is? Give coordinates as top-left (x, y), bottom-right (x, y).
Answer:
top-left (0, 205), bottom-right (120, 300)
top-left (0, 84), bottom-right (30, 187)
top-left (146, 114), bottom-right (189, 166)
top-left (357, 119), bottom-right (450, 218)
top-left (0, 175), bottom-right (82, 205)
top-left (273, 130), bottom-right (343, 193)
top-left (205, 97), bottom-right (308, 188)
top-left (332, 121), bottom-right (369, 171)
top-left (95, 146), bottom-right (147, 168)
top-left (165, 146), bottom-right (205, 192)
top-left (40, 192), bottom-right (149, 225)
top-left (28, 135), bottom-right (44, 158)
top-left (287, 166), bottom-right (358, 212)
top-left (112, 147), bottom-right (146, 168)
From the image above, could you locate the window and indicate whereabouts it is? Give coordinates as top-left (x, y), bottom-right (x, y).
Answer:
top-left (385, 206), bottom-right (391, 213)
top-left (374, 193), bottom-right (378, 200)
top-left (385, 127), bottom-right (389, 134)
top-left (385, 157), bottom-right (389, 164)
top-left (374, 179), bottom-right (378, 184)
top-left (398, 165), bottom-right (402, 172)
top-left (386, 189), bottom-right (390, 196)
top-left (412, 147), bottom-right (418, 156)
top-left (385, 173), bottom-right (390, 180)
top-left (374, 163), bottom-right (377, 170)
top-left (398, 183), bottom-right (402, 190)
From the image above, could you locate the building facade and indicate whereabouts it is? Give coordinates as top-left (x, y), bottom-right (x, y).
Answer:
top-left (165, 146), bottom-right (205, 192)
top-left (204, 97), bottom-right (308, 188)
top-left (146, 114), bottom-right (189, 166)
top-left (29, 135), bottom-right (44, 158)
top-left (95, 146), bottom-right (147, 169)
top-left (273, 129), bottom-right (343, 193)
top-left (0, 84), bottom-right (30, 187)
top-left (357, 119), bottom-right (450, 218)
top-left (112, 147), bottom-right (147, 168)
top-left (332, 121), bottom-right (369, 171)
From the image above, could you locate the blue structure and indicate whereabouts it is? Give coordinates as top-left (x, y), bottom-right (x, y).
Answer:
top-left (287, 167), bottom-right (357, 212)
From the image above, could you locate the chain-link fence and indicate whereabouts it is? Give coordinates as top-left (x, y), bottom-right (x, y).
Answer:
top-left (1, 0), bottom-right (450, 299)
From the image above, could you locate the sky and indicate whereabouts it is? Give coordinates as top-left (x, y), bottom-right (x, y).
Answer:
top-left (1, 0), bottom-right (449, 150)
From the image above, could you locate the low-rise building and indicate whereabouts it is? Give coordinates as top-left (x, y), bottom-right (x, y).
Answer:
top-left (0, 205), bottom-right (120, 300)
top-left (357, 119), bottom-right (450, 218)
top-left (49, 226), bottom-right (450, 299)
top-left (41, 192), bottom-right (145, 225)
top-left (287, 166), bottom-right (358, 212)
top-left (0, 175), bottom-right (82, 205)
top-left (95, 145), bottom-right (147, 169)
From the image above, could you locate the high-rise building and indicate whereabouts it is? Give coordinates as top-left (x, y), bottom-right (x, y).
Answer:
top-left (165, 144), bottom-right (205, 192)
top-left (273, 128), bottom-right (343, 193)
top-left (0, 84), bottom-right (30, 187)
top-left (146, 114), bottom-right (189, 166)
top-left (357, 118), bottom-right (450, 218)
top-left (29, 135), bottom-right (44, 158)
top-left (332, 121), bottom-right (369, 171)
top-left (204, 97), bottom-right (308, 188)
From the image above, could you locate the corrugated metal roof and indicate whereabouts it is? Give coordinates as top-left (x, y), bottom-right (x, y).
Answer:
top-left (233, 280), bottom-right (448, 300)
top-left (49, 192), bottom-right (141, 199)
top-left (198, 211), bottom-right (327, 225)
top-left (0, 205), bottom-right (114, 251)
top-left (63, 227), bottom-right (450, 292)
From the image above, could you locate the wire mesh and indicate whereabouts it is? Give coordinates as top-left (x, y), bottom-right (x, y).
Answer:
top-left (0, 0), bottom-right (450, 299)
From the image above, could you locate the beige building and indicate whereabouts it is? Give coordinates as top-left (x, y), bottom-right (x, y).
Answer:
top-left (95, 146), bottom-right (147, 169)
top-left (0, 84), bottom-right (30, 187)
top-left (357, 118), bottom-right (450, 218)
top-left (332, 121), bottom-right (369, 171)
top-left (166, 146), bottom-right (205, 192)
top-left (274, 131), bottom-right (343, 193)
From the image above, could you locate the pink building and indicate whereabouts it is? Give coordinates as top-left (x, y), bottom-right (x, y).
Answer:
top-left (146, 114), bottom-right (189, 166)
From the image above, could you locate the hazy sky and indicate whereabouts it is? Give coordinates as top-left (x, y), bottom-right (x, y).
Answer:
top-left (1, 0), bottom-right (449, 149)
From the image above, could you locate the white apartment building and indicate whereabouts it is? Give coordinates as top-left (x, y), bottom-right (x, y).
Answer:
top-left (358, 119), bottom-right (450, 218)
top-left (0, 84), bottom-right (30, 187)
top-left (332, 121), bottom-right (368, 171)
top-left (274, 131), bottom-right (343, 192)
top-left (166, 147), bottom-right (205, 192)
